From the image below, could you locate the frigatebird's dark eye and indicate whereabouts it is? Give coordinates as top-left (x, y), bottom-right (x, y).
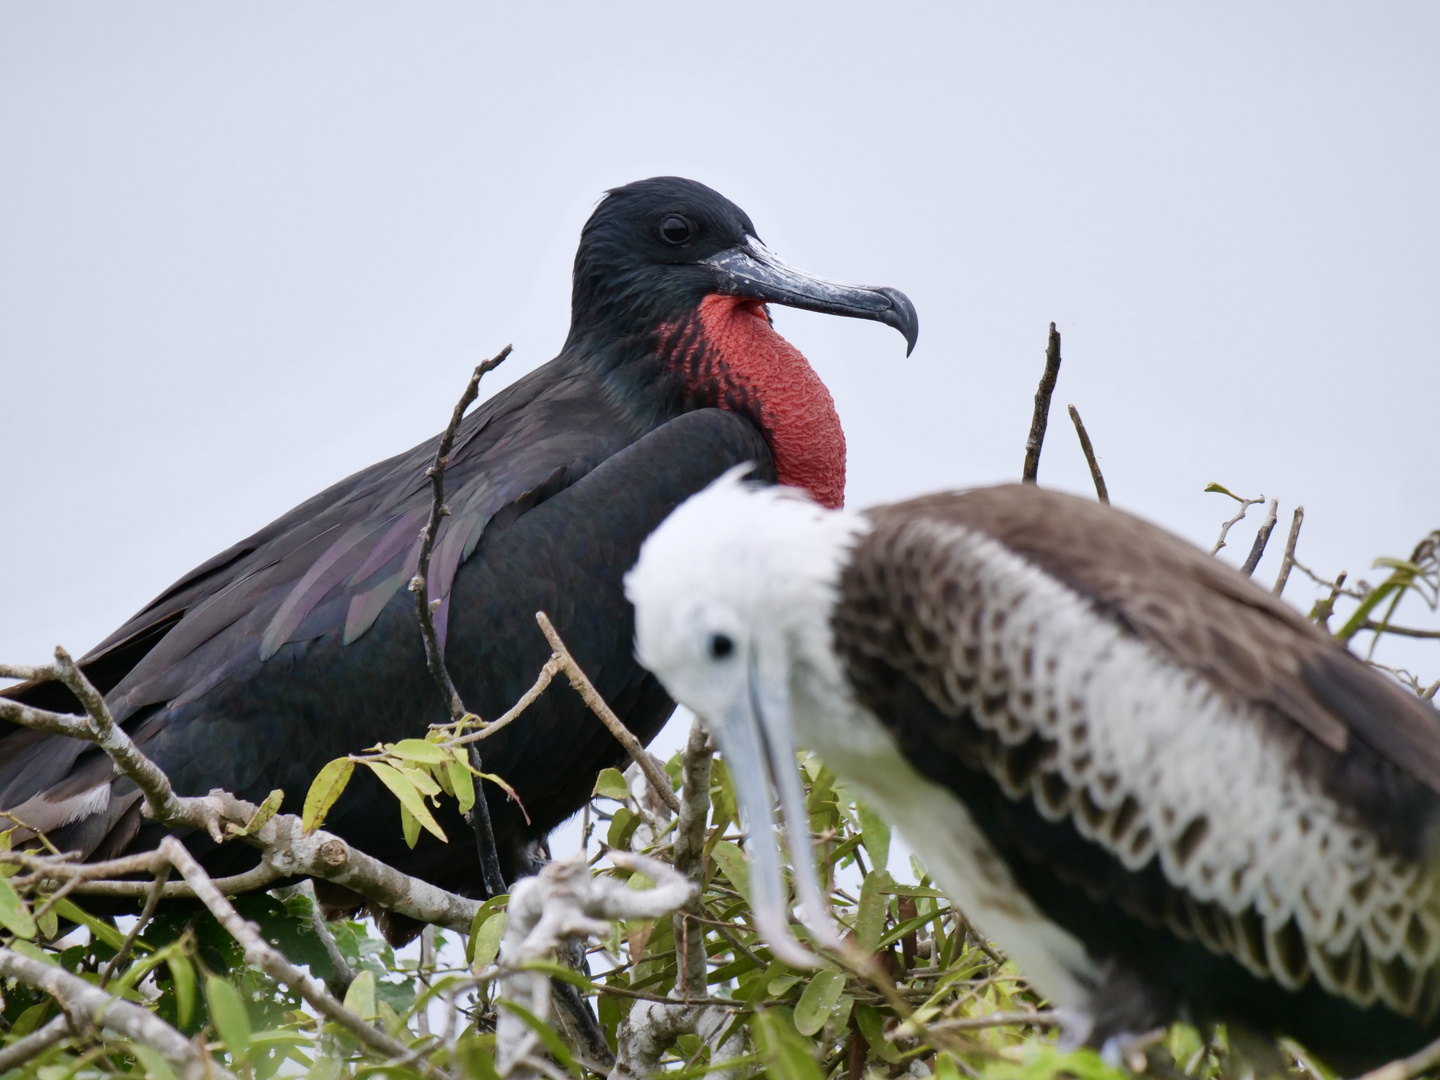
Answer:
top-left (659, 214), bottom-right (695, 245)
top-left (708, 632), bottom-right (735, 660)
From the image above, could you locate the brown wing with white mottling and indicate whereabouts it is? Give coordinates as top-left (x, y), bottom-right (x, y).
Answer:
top-left (834, 484), bottom-right (1440, 1021)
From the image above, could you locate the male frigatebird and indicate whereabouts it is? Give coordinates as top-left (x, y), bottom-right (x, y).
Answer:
top-left (628, 473), bottom-right (1440, 1074)
top-left (0, 178), bottom-right (917, 925)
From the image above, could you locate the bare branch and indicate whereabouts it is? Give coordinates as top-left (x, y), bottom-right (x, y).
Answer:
top-left (1066, 404), bottom-right (1108, 505)
top-left (535, 611), bottom-right (680, 814)
top-left (160, 837), bottom-right (438, 1074)
top-left (1021, 323), bottom-right (1062, 483)
top-left (1239, 497), bottom-right (1279, 576)
top-left (0, 946), bottom-right (232, 1080)
top-left (0, 650), bottom-right (485, 932)
top-left (496, 853), bottom-right (695, 1077)
top-left (411, 344), bottom-right (512, 722)
top-left (409, 347), bottom-right (513, 900)
top-left (927, 1009), bottom-right (1058, 1033)
top-left (0, 1015), bottom-right (72, 1072)
top-left (1272, 506), bottom-right (1305, 597)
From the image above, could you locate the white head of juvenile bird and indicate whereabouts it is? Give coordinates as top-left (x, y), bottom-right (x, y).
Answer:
top-left (624, 468), bottom-right (867, 967)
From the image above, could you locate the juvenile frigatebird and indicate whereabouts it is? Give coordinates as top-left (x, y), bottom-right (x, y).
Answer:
top-left (0, 178), bottom-right (918, 925)
top-left (627, 474), bottom-right (1440, 1074)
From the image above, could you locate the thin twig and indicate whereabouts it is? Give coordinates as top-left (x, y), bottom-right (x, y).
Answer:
top-left (1021, 323), bottom-right (1062, 483)
top-left (1359, 622), bottom-right (1440, 640)
top-left (411, 344), bottom-right (512, 722)
top-left (409, 347), bottom-right (512, 899)
top-left (101, 865), bottom-right (170, 985)
top-left (0, 1014), bottom-right (73, 1071)
top-left (1240, 497), bottom-right (1279, 576)
top-left (927, 1009), bottom-right (1058, 1033)
top-left (1272, 506), bottom-right (1305, 596)
top-left (1066, 404), bottom-right (1108, 504)
top-left (535, 611), bottom-right (680, 814)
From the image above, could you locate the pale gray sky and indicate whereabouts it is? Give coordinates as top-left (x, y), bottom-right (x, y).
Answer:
top-left (3, 4), bottom-right (1437, 708)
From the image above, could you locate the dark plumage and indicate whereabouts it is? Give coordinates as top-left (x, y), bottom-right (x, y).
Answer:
top-left (628, 476), bottom-right (1440, 1074)
top-left (0, 177), bottom-right (917, 927)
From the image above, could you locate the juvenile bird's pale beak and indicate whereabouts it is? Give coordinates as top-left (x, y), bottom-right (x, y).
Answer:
top-left (702, 650), bottom-right (847, 968)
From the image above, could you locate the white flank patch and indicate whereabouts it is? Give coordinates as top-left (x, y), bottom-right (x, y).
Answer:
top-left (11, 781), bottom-right (111, 832)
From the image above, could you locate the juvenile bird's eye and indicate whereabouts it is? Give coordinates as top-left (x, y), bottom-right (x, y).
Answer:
top-left (659, 214), bottom-right (695, 245)
top-left (708, 633), bottom-right (735, 660)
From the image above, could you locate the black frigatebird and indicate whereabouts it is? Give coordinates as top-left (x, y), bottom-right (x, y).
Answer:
top-left (0, 178), bottom-right (918, 930)
top-left (628, 474), bottom-right (1440, 1074)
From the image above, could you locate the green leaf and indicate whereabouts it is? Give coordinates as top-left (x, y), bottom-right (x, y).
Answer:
top-left (302, 758), bottom-right (354, 834)
top-left (397, 763), bottom-right (442, 797)
top-left (235, 789), bottom-right (283, 836)
top-left (35, 903), bottom-right (58, 941)
top-left (205, 974), bottom-right (253, 1064)
top-left (499, 1001), bottom-right (583, 1078)
top-left (0, 874), bottom-right (37, 939)
top-left (471, 911), bottom-right (506, 968)
top-left (593, 767), bottom-right (630, 801)
top-left (465, 896), bottom-right (508, 964)
top-left (165, 952), bottom-right (196, 1028)
top-left (753, 1008), bottom-right (824, 1080)
top-left (400, 803), bottom-right (422, 849)
top-left (390, 738), bottom-right (448, 764)
top-left (855, 871), bottom-right (891, 953)
top-left (856, 802), bottom-right (890, 873)
top-left (9, 1002), bottom-right (51, 1038)
top-left (455, 1033), bottom-right (502, 1080)
top-left (607, 806), bottom-right (639, 850)
top-left (793, 970), bottom-right (846, 1036)
top-left (853, 1002), bottom-right (902, 1064)
top-left (342, 969), bottom-right (377, 1020)
top-left (366, 761), bottom-right (447, 842)
top-left (448, 758), bottom-right (476, 814)
top-left (1203, 481), bottom-right (1236, 497)
top-left (710, 840), bottom-right (750, 902)
top-left (130, 1043), bottom-right (179, 1080)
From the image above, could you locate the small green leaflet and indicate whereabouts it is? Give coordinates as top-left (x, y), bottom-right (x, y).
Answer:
top-left (342, 969), bottom-right (377, 1020)
top-left (0, 874), bottom-right (37, 939)
top-left (709, 841), bottom-right (750, 903)
top-left (366, 761), bottom-right (447, 842)
top-left (302, 758), bottom-right (354, 834)
top-left (793, 970), bottom-right (845, 1036)
top-left (856, 802), bottom-right (891, 872)
top-left (389, 738), bottom-right (448, 764)
top-left (205, 973), bottom-right (253, 1064)
top-left (593, 767), bottom-right (629, 801)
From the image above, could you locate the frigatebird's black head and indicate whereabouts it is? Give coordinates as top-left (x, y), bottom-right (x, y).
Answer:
top-left (568, 176), bottom-right (917, 355)
top-left (567, 176), bottom-right (917, 510)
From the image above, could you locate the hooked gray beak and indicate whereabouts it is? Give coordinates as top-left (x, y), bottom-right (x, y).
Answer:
top-left (703, 649), bottom-right (847, 969)
top-left (703, 237), bottom-right (919, 356)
